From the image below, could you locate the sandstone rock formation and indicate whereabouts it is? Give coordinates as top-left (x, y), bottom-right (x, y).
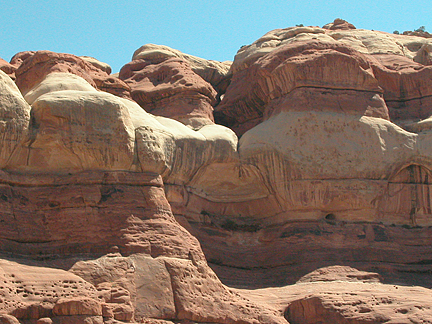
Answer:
top-left (119, 44), bottom-right (232, 129)
top-left (13, 51), bottom-right (131, 100)
top-left (236, 265), bottom-right (432, 324)
top-left (0, 58), bottom-right (16, 80)
top-left (2, 19), bottom-right (432, 324)
top-left (120, 57), bottom-right (217, 129)
top-left (131, 44), bottom-right (232, 94)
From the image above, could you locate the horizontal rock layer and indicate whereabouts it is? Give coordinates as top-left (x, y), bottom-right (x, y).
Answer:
top-left (1, 19), bottom-right (432, 324)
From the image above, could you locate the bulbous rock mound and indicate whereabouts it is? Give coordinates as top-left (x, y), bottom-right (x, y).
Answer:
top-left (0, 57), bottom-right (16, 79)
top-left (131, 43), bottom-right (232, 94)
top-left (2, 19), bottom-right (432, 324)
top-left (215, 40), bottom-right (390, 134)
top-left (14, 50), bottom-right (131, 100)
top-left (120, 57), bottom-right (217, 129)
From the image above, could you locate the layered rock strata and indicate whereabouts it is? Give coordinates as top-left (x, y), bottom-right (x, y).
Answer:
top-left (1, 19), bottom-right (432, 323)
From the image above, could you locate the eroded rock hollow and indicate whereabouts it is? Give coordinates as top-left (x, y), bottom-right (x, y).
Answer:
top-left (1, 19), bottom-right (432, 323)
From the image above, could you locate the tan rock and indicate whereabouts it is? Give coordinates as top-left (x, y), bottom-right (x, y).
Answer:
top-left (0, 259), bottom-right (98, 316)
top-left (240, 113), bottom-right (416, 180)
top-left (297, 265), bottom-right (382, 283)
top-left (0, 70), bottom-right (31, 169)
top-left (26, 90), bottom-right (135, 171)
top-left (163, 257), bottom-right (285, 324)
top-left (0, 315), bottom-right (20, 324)
top-left (121, 96), bottom-right (239, 182)
top-left (80, 56), bottom-right (112, 74)
top-left (237, 276), bottom-right (432, 324)
top-left (70, 254), bottom-right (176, 320)
top-left (24, 72), bottom-right (97, 105)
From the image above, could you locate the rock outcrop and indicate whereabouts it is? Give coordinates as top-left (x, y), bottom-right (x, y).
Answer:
top-left (2, 19), bottom-right (432, 324)
top-left (120, 57), bottom-right (217, 129)
top-left (0, 58), bottom-right (16, 80)
top-left (13, 51), bottom-right (131, 100)
top-left (236, 265), bottom-right (432, 324)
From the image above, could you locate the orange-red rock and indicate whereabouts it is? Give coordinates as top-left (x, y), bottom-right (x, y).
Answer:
top-left (326, 18), bottom-right (356, 30)
top-left (131, 44), bottom-right (232, 95)
top-left (120, 58), bottom-right (217, 128)
top-left (0, 58), bottom-right (16, 79)
top-left (215, 40), bottom-right (389, 135)
top-left (14, 51), bottom-right (131, 99)
top-left (52, 298), bottom-right (102, 316)
top-left (9, 51), bottom-right (36, 67)
top-left (15, 51), bottom-right (101, 94)
top-left (2, 21), bottom-right (432, 324)
top-left (0, 171), bottom-right (203, 259)
top-left (371, 54), bottom-right (432, 126)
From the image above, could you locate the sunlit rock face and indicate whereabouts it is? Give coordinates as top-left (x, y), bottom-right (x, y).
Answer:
top-left (2, 19), bottom-right (432, 324)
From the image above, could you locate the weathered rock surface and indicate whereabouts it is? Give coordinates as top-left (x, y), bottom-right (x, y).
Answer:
top-left (14, 51), bottom-right (131, 100)
top-left (2, 20), bottom-right (432, 324)
top-left (120, 57), bottom-right (217, 129)
top-left (23, 73), bottom-right (97, 104)
top-left (235, 266), bottom-right (432, 324)
top-left (216, 40), bottom-right (390, 134)
top-left (0, 58), bottom-right (16, 80)
top-left (131, 44), bottom-right (232, 94)
top-left (216, 19), bottom-right (432, 135)
top-left (9, 51), bottom-right (36, 68)
top-left (0, 70), bottom-right (31, 169)
top-left (80, 56), bottom-right (112, 75)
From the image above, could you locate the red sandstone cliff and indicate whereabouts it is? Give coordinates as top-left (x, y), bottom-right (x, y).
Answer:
top-left (1, 19), bottom-right (432, 323)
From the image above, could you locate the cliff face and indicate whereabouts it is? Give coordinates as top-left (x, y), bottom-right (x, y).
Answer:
top-left (1, 19), bottom-right (432, 323)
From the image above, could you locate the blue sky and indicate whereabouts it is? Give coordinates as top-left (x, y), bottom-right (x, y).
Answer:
top-left (1, 0), bottom-right (431, 72)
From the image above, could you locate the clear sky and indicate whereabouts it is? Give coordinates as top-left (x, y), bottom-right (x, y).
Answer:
top-left (1, 0), bottom-right (430, 73)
